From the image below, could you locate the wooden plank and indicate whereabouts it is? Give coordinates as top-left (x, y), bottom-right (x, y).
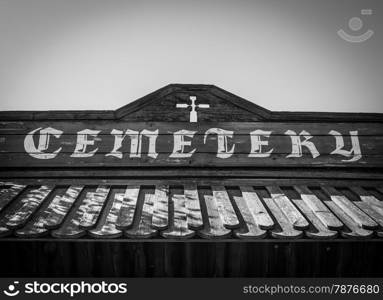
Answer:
top-left (1, 153), bottom-right (382, 168)
top-left (125, 193), bottom-right (157, 238)
top-left (116, 185), bottom-right (140, 229)
top-left (161, 194), bottom-right (195, 239)
top-left (0, 183), bottom-right (26, 213)
top-left (292, 199), bottom-right (338, 239)
top-left (184, 184), bottom-right (203, 230)
top-left (263, 197), bottom-right (303, 239)
top-left (1, 121), bottom-right (382, 135)
top-left (79, 186), bottom-right (110, 229)
top-left (152, 185), bottom-right (169, 229)
top-left (325, 200), bottom-right (374, 239)
top-left (354, 201), bottom-right (383, 230)
top-left (211, 186), bottom-right (239, 229)
top-left (294, 185), bottom-right (343, 230)
top-left (199, 194), bottom-right (231, 239)
top-left (51, 188), bottom-right (93, 238)
top-left (239, 186), bottom-right (274, 229)
top-left (89, 192), bottom-right (124, 238)
top-left (5, 186), bottom-right (53, 229)
top-left (0, 226), bottom-right (11, 237)
top-left (266, 186), bottom-right (309, 229)
top-left (350, 186), bottom-right (383, 209)
top-left (232, 195), bottom-right (267, 239)
top-left (44, 186), bottom-right (84, 229)
top-left (322, 186), bottom-right (378, 229)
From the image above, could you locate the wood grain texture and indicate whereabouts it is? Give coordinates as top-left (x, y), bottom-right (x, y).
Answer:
top-left (79, 186), bottom-right (110, 229)
top-left (211, 186), bottom-right (239, 229)
top-left (232, 195), bottom-right (267, 239)
top-left (5, 186), bottom-right (53, 229)
top-left (116, 186), bottom-right (140, 229)
top-left (266, 186), bottom-right (309, 230)
top-left (239, 186), bottom-right (274, 229)
top-left (184, 184), bottom-right (203, 230)
top-left (263, 197), bottom-right (303, 239)
top-left (294, 185), bottom-right (343, 230)
top-left (152, 185), bottom-right (169, 230)
top-left (322, 186), bottom-right (377, 229)
top-left (161, 194), bottom-right (194, 239)
top-left (0, 183), bottom-right (26, 213)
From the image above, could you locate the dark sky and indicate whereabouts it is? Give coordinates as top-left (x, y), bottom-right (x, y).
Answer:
top-left (0, 0), bottom-right (382, 112)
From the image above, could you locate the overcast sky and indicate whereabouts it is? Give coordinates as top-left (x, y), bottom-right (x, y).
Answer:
top-left (0, 0), bottom-right (382, 113)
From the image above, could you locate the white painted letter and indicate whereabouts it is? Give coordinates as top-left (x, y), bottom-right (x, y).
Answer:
top-left (24, 127), bottom-right (63, 159)
top-left (71, 129), bottom-right (100, 158)
top-left (106, 129), bottom-right (158, 159)
top-left (204, 128), bottom-right (235, 159)
top-left (285, 130), bottom-right (320, 158)
top-left (329, 130), bottom-right (362, 162)
top-left (249, 130), bottom-right (274, 157)
top-left (170, 130), bottom-right (196, 158)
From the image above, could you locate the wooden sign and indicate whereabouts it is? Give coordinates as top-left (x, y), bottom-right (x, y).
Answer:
top-left (1, 84), bottom-right (382, 168)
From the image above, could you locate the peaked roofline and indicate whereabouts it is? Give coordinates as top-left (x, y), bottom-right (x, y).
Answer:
top-left (0, 83), bottom-right (382, 122)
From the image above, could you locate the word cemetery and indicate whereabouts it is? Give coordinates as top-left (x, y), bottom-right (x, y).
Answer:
top-left (1, 84), bottom-right (383, 277)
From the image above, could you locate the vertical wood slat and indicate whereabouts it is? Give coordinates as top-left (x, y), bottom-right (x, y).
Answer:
top-left (322, 186), bottom-right (377, 229)
top-left (79, 186), bottom-right (110, 229)
top-left (5, 186), bottom-right (53, 229)
top-left (325, 200), bottom-right (374, 239)
top-left (152, 185), bottom-right (169, 230)
top-left (266, 186), bottom-right (309, 230)
top-left (89, 192), bottom-right (124, 238)
top-left (184, 184), bottom-right (203, 230)
top-left (44, 186), bottom-right (84, 229)
top-left (292, 199), bottom-right (338, 239)
top-left (294, 185), bottom-right (343, 230)
top-left (199, 194), bottom-right (231, 239)
top-left (232, 195), bottom-right (267, 239)
top-left (263, 197), bottom-right (303, 239)
top-left (350, 187), bottom-right (383, 209)
top-left (116, 186), bottom-right (140, 229)
top-left (211, 186), bottom-right (239, 229)
top-left (125, 193), bottom-right (157, 238)
top-left (161, 194), bottom-right (195, 239)
top-left (0, 183), bottom-right (26, 213)
top-left (239, 186), bottom-right (274, 229)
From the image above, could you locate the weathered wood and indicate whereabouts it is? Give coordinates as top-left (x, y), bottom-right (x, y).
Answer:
top-left (294, 185), bottom-right (343, 230)
top-left (263, 197), bottom-right (303, 239)
top-left (211, 186), bottom-right (239, 229)
top-left (266, 186), bottom-right (309, 230)
top-left (44, 186), bottom-right (84, 229)
top-left (350, 186), bottom-right (383, 209)
top-left (0, 183), bottom-right (26, 213)
top-left (292, 199), bottom-right (338, 239)
top-left (322, 186), bottom-right (378, 229)
top-left (2, 153), bottom-right (382, 168)
top-left (184, 184), bottom-right (203, 230)
top-left (116, 186), bottom-right (140, 229)
top-left (161, 194), bottom-right (195, 239)
top-left (125, 193), bottom-right (157, 238)
top-left (89, 192), bottom-right (123, 238)
top-left (79, 186), bottom-right (110, 229)
top-left (152, 185), bottom-right (169, 229)
top-left (232, 195), bottom-right (267, 239)
top-left (239, 186), bottom-right (274, 229)
top-left (325, 200), bottom-right (374, 239)
top-left (5, 186), bottom-right (53, 228)
top-left (199, 195), bottom-right (231, 239)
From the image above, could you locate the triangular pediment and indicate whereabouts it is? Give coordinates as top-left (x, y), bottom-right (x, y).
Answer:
top-left (115, 84), bottom-right (271, 122)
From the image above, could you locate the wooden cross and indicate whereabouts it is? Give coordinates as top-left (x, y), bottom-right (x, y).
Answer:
top-left (176, 96), bottom-right (210, 123)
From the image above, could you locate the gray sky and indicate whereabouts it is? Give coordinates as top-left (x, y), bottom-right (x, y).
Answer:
top-left (0, 0), bottom-right (382, 112)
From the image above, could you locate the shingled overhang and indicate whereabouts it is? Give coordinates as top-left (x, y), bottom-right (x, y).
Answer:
top-left (0, 84), bottom-right (383, 241)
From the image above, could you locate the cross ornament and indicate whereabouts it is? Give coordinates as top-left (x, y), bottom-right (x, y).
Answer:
top-left (176, 96), bottom-right (210, 123)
